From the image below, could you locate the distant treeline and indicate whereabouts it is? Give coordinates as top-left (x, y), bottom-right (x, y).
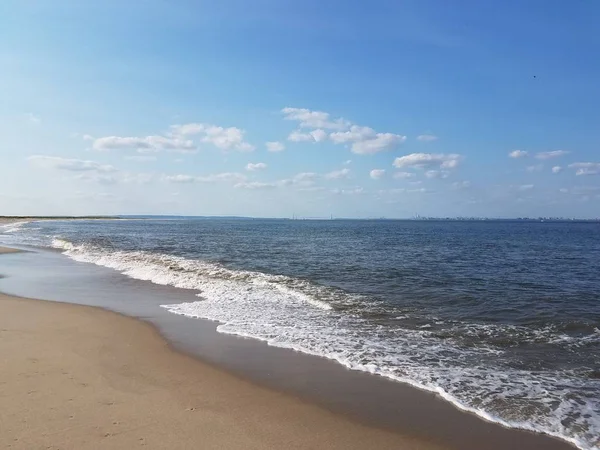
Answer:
top-left (1, 215), bottom-right (598, 222)
top-left (0, 216), bottom-right (121, 220)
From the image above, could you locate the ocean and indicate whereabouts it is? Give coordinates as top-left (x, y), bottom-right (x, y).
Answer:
top-left (2, 218), bottom-right (599, 450)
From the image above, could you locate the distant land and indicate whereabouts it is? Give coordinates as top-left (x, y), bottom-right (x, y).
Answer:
top-left (0, 216), bottom-right (121, 220)
top-left (2, 215), bottom-right (599, 223)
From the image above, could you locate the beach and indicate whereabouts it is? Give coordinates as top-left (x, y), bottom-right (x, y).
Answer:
top-left (0, 246), bottom-right (21, 254)
top-left (0, 218), bottom-right (589, 450)
top-left (4, 1), bottom-right (599, 447)
top-left (0, 247), bottom-right (441, 450)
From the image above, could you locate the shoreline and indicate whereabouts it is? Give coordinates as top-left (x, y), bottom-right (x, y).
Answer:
top-left (0, 285), bottom-right (438, 449)
top-left (0, 247), bottom-right (22, 254)
top-left (0, 245), bottom-right (580, 449)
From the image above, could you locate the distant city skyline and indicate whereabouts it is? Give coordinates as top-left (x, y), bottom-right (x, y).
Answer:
top-left (1, 1), bottom-right (599, 218)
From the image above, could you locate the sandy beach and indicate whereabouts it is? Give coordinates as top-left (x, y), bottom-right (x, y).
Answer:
top-left (0, 247), bottom-right (440, 450)
top-left (0, 247), bottom-right (22, 254)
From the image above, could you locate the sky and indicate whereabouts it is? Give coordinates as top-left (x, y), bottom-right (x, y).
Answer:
top-left (1, 0), bottom-right (599, 218)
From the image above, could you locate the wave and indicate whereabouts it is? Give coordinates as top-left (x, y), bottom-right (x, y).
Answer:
top-left (0, 221), bottom-right (30, 234)
top-left (51, 237), bottom-right (599, 450)
top-left (51, 239), bottom-right (344, 312)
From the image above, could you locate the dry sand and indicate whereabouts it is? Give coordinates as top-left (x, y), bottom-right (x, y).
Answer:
top-left (0, 250), bottom-right (441, 449)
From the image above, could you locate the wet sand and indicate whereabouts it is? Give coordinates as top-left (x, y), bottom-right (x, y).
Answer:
top-left (0, 294), bottom-right (440, 449)
top-left (0, 257), bottom-right (440, 449)
top-left (0, 246), bottom-right (22, 254)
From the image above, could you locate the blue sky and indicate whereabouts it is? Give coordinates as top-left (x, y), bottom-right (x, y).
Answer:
top-left (1, 0), bottom-right (599, 218)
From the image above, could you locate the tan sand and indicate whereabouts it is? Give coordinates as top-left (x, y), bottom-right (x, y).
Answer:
top-left (0, 247), bottom-right (22, 254)
top-left (0, 218), bottom-right (31, 226)
top-left (0, 284), bottom-right (442, 449)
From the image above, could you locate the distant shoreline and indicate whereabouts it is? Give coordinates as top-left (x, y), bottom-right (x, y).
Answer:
top-left (0, 216), bottom-right (121, 221)
top-left (2, 215), bottom-right (598, 223)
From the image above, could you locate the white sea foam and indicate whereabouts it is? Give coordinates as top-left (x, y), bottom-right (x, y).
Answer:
top-left (0, 221), bottom-right (30, 234)
top-left (50, 237), bottom-right (599, 450)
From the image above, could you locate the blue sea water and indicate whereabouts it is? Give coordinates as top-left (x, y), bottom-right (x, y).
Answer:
top-left (2, 218), bottom-right (599, 449)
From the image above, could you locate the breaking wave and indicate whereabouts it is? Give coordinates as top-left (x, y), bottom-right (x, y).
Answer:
top-left (0, 221), bottom-right (30, 234)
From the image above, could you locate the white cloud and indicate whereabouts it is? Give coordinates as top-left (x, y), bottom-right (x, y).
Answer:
top-left (452, 181), bottom-right (471, 189)
top-left (425, 170), bottom-right (449, 179)
top-left (163, 172), bottom-right (247, 184)
top-left (250, 169), bottom-right (356, 189)
top-left (329, 125), bottom-right (374, 144)
top-left (535, 150), bottom-right (570, 160)
top-left (576, 169), bottom-right (600, 176)
top-left (287, 130), bottom-right (312, 142)
top-left (238, 143), bottom-right (256, 153)
top-left (383, 188), bottom-right (430, 194)
top-left (28, 155), bottom-right (117, 173)
top-left (234, 182), bottom-right (279, 190)
top-left (169, 123), bottom-right (206, 136)
top-left (416, 134), bottom-right (438, 142)
top-left (75, 174), bottom-right (118, 185)
top-left (393, 171), bottom-right (416, 179)
top-left (393, 153), bottom-right (462, 170)
top-left (509, 150), bottom-right (528, 158)
top-left (310, 129), bottom-right (328, 142)
top-left (198, 172), bottom-right (247, 183)
top-left (296, 186), bottom-right (326, 193)
top-left (283, 108), bottom-right (405, 154)
top-left (164, 174), bottom-right (196, 183)
top-left (560, 186), bottom-right (600, 195)
top-left (201, 125), bottom-right (255, 152)
top-left (526, 164), bottom-right (543, 172)
top-left (240, 172), bottom-right (320, 190)
top-left (93, 136), bottom-right (146, 150)
top-left (551, 166), bottom-right (563, 174)
top-left (28, 157), bottom-right (156, 186)
top-left (294, 172), bottom-right (319, 182)
top-left (287, 129), bottom-right (328, 143)
top-left (569, 162), bottom-right (600, 176)
top-left (351, 133), bottom-right (406, 155)
top-left (168, 122), bottom-right (255, 152)
top-left (282, 107), bottom-right (350, 130)
top-left (325, 168), bottom-right (350, 180)
top-left (330, 125), bottom-right (406, 155)
top-left (343, 160), bottom-right (352, 165)
top-left (246, 162), bottom-right (267, 171)
top-left (235, 172), bottom-right (324, 190)
top-left (370, 169), bottom-right (385, 180)
top-left (569, 162), bottom-right (598, 169)
top-left (266, 141), bottom-right (285, 152)
top-left (93, 135), bottom-right (196, 153)
top-left (332, 187), bottom-right (365, 195)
